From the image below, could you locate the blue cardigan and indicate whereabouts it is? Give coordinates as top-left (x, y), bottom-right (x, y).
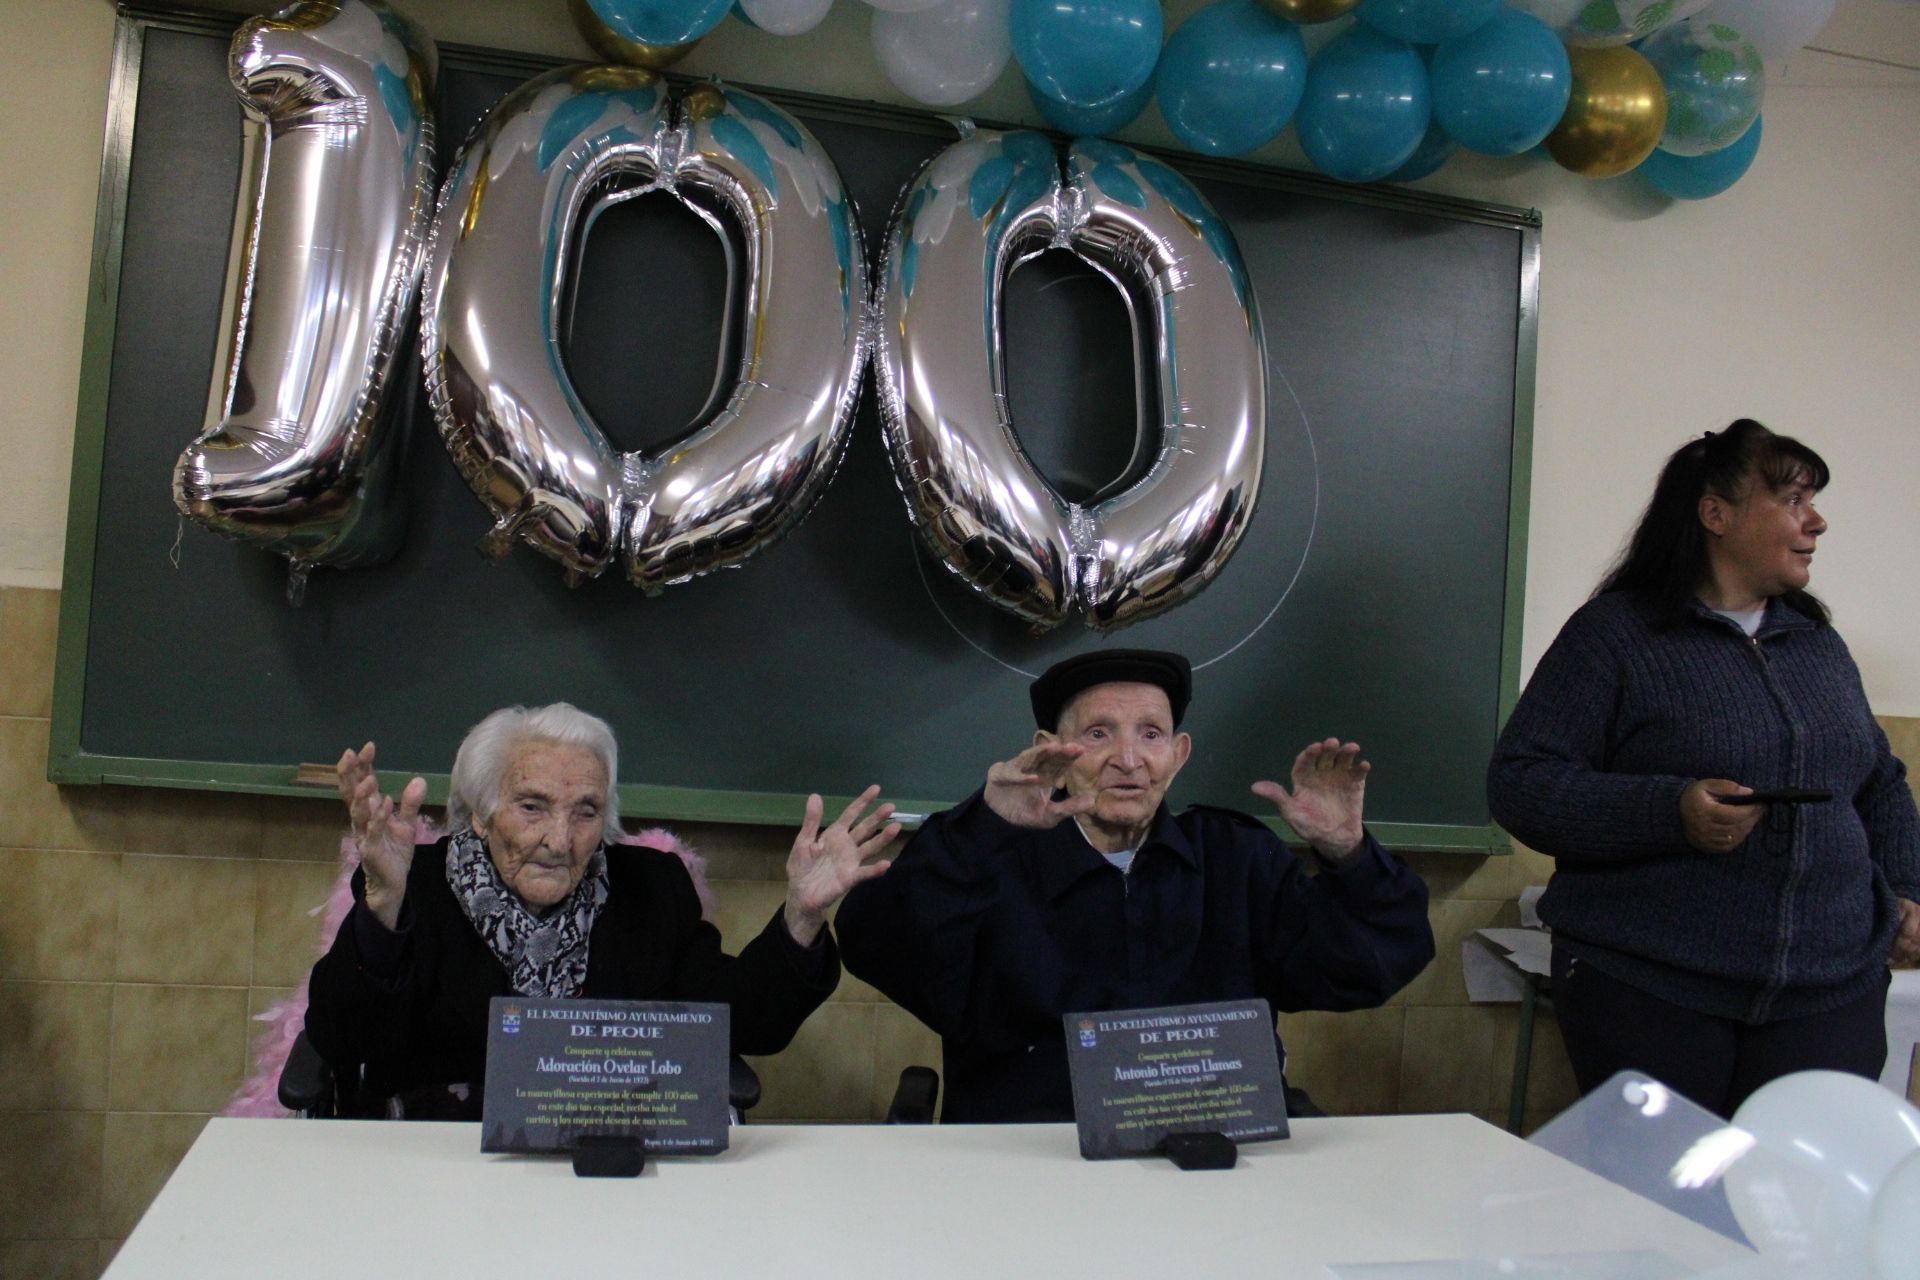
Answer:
top-left (1488, 591), bottom-right (1919, 1023)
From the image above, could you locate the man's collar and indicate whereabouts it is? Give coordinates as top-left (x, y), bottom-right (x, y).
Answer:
top-left (1033, 805), bottom-right (1198, 901)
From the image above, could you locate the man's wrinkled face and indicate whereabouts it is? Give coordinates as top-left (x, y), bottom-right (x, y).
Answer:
top-left (1043, 682), bottom-right (1191, 841)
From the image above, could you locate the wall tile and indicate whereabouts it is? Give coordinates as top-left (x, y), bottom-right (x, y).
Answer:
top-left (107, 984), bottom-right (247, 1113)
top-left (668, 821), bottom-right (789, 883)
top-left (242, 985), bottom-right (300, 1096)
top-left (707, 878), bottom-right (788, 953)
top-left (1881, 715), bottom-right (1920, 804)
top-left (100, 1112), bottom-right (208, 1239)
top-left (0, 847), bottom-right (118, 981)
top-left (114, 856), bottom-right (256, 986)
top-left (871, 1003), bottom-right (943, 1120)
top-left (1399, 1005), bottom-right (1503, 1114)
top-left (99, 1239), bottom-right (123, 1275)
top-left (745, 1002), bottom-right (875, 1122)
top-left (1276, 1006), bottom-right (1405, 1116)
top-left (0, 718), bottom-right (263, 857)
top-left (255, 793), bottom-right (354, 863)
top-left (0, 1238), bottom-right (102, 1280)
top-left (251, 859), bottom-right (345, 987)
top-left (0, 1112), bottom-right (102, 1238)
top-left (1521, 1009), bottom-right (1581, 1117)
top-left (0, 588), bottom-right (59, 718)
top-left (0, 980), bottom-right (112, 1110)
top-left (1396, 897), bottom-right (1516, 1007)
top-left (1403, 849), bottom-right (1516, 903)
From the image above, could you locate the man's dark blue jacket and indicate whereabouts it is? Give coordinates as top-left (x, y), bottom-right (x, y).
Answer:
top-left (837, 792), bottom-right (1434, 1122)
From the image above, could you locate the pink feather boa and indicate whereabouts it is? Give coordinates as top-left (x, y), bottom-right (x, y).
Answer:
top-left (223, 820), bottom-right (711, 1118)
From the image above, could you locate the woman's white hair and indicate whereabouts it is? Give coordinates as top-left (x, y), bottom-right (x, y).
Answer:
top-left (447, 703), bottom-right (620, 840)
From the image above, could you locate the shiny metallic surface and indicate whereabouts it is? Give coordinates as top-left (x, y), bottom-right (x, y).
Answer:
top-left (874, 131), bottom-right (1266, 632)
top-left (420, 70), bottom-right (866, 587)
top-left (173, 0), bottom-right (438, 573)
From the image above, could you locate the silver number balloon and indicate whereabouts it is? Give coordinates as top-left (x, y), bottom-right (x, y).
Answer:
top-left (875, 132), bottom-right (1267, 632)
top-left (420, 68), bottom-right (867, 588)
top-left (173, 0), bottom-right (438, 589)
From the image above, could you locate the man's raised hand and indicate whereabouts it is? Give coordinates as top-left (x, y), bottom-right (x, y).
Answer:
top-left (336, 742), bottom-right (426, 931)
top-left (984, 741), bottom-right (1094, 829)
top-left (1252, 738), bottom-right (1370, 865)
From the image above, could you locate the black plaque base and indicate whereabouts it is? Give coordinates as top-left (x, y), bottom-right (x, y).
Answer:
top-left (1159, 1131), bottom-right (1237, 1171)
top-left (572, 1135), bottom-right (647, 1178)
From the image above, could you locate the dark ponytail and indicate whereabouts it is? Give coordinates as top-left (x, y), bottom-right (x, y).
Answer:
top-left (1595, 419), bottom-right (1830, 625)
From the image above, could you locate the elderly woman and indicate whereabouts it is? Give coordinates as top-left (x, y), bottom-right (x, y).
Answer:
top-left (1488, 420), bottom-right (1920, 1117)
top-left (305, 702), bottom-right (897, 1118)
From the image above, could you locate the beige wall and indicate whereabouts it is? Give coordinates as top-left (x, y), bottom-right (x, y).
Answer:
top-left (1, 0), bottom-right (1917, 1274)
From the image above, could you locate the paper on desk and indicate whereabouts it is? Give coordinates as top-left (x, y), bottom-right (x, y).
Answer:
top-left (1324, 1251), bottom-right (1694, 1279)
top-left (1881, 968), bottom-right (1920, 1094)
top-left (1463, 929), bottom-right (1553, 1003)
top-left (1518, 884), bottom-right (1545, 928)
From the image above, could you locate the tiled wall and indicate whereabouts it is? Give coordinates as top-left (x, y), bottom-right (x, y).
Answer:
top-left (4, 584), bottom-right (1914, 1278)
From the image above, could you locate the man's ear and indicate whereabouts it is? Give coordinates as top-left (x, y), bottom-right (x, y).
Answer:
top-left (1033, 728), bottom-right (1058, 749)
top-left (1169, 732), bottom-right (1193, 777)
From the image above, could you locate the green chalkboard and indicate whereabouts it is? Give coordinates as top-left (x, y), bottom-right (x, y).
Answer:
top-left (54, 6), bottom-right (1539, 851)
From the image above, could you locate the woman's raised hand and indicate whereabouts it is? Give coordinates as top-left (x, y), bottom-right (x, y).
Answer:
top-left (337, 742), bottom-right (426, 931)
top-left (783, 785), bottom-right (900, 946)
top-left (983, 741), bottom-right (1093, 829)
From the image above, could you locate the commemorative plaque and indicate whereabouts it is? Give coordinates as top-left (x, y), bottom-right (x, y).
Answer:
top-left (481, 998), bottom-right (731, 1154)
top-left (1064, 998), bottom-right (1290, 1160)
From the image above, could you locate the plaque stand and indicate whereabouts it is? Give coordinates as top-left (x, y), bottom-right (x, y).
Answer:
top-left (571, 1134), bottom-right (647, 1178)
top-left (1159, 1131), bottom-right (1237, 1171)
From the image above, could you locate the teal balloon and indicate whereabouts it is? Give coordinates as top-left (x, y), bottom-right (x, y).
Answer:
top-left (1641, 19), bottom-right (1765, 156)
top-left (1027, 76), bottom-right (1152, 136)
top-left (1010, 0), bottom-right (1165, 109)
top-left (1156, 0), bottom-right (1308, 156)
top-left (587, 0), bottom-right (733, 45)
top-left (1640, 114), bottom-right (1762, 198)
top-left (1430, 8), bottom-right (1570, 155)
top-left (1296, 25), bottom-right (1430, 183)
top-left (1387, 116), bottom-right (1456, 181)
top-left (1356, 0), bottom-right (1500, 45)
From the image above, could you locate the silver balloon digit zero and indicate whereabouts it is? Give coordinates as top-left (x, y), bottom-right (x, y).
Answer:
top-left (173, 0), bottom-right (439, 583)
top-left (418, 68), bottom-right (867, 589)
top-left (874, 131), bottom-right (1267, 632)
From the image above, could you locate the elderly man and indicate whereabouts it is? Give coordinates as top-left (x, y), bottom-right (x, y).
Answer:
top-left (837, 650), bottom-right (1434, 1123)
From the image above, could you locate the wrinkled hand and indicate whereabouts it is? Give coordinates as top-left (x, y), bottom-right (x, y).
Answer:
top-left (1892, 897), bottom-right (1920, 969)
top-left (784, 785), bottom-right (900, 947)
top-left (984, 741), bottom-right (1094, 829)
top-left (1252, 739), bottom-right (1370, 864)
top-left (337, 742), bottom-right (426, 931)
top-left (1680, 779), bottom-right (1764, 855)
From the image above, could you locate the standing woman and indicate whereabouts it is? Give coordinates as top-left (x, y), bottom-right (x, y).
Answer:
top-left (1489, 419), bottom-right (1920, 1117)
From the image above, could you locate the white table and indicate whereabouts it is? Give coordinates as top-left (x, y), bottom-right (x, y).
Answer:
top-left (106, 1116), bottom-right (1753, 1279)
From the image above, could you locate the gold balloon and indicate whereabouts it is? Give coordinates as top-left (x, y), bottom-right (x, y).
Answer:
top-left (1254, 0), bottom-right (1361, 22)
top-left (1544, 45), bottom-right (1669, 179)
top-left (568, 0), bottom-right (699, 70)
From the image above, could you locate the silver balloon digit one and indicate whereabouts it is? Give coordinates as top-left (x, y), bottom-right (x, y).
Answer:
top-left (173, 0), bottom-right (438, 596)
top-left (874, 131), bottom-right (1267, 632)
top-left (419, 68), bottom-right (867, 589)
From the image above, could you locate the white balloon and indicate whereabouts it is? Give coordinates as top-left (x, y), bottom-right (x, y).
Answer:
top-left (1698, 0), bottom-right (1837, 61)
top-left (1871, 1151), bottom-right (1920, 1280)
top-left (740, 0), bottom-right (835, 36)
top-left (862, 0), bottom-right (947, 13)
top-left (872, 0), bottom-right (1013, 107)
top-left (1727, 1071), bottom-right (1920, 1280)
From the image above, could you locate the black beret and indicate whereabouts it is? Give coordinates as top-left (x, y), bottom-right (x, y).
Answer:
top-left (1030, 649), bottom-right (1192, 732)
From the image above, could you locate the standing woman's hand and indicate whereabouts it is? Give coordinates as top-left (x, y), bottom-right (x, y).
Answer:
top-left (1891, 898), bottom-right (1920, 968)
top-left (337, 743), bottom-right (426, 931)
top-left (1679, 779), bottom-right (1765, 854)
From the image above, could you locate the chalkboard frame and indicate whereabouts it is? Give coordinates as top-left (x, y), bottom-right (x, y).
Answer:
top-left (52, 4), bottom-right (1541, 852)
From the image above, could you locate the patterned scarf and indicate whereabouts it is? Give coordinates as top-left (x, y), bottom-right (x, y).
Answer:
top-left (445, 829), bottom-right (609, 998)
